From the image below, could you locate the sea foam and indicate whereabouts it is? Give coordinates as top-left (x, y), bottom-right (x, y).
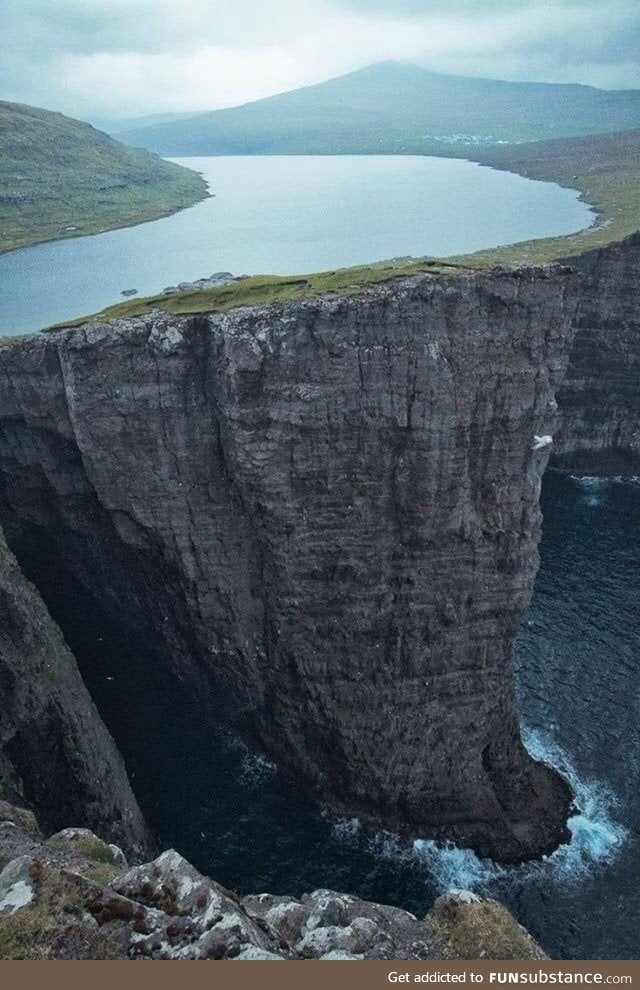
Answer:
top-left (340, 727), bottom-right (627, 895)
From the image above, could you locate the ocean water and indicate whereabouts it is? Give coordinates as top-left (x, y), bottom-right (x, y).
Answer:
top-left (0, 154), bottom-right (593, 335)
top-left (116, 473), bottom-right (639, 960)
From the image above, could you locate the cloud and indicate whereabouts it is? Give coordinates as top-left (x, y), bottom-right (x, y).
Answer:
top-left (0, 0), bottom-right (638, 120)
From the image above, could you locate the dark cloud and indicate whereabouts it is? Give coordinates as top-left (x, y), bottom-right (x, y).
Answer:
top-left (0, 0), bottom-right (637, 119)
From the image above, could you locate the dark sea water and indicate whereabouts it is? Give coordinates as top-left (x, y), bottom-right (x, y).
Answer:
top-left (0, 154), bottom-right (593, 335)
top-left (122, 474), bottom-right (639, 961)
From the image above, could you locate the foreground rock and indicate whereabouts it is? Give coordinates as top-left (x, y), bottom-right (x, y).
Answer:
top-left (0, 804), bottom-right (546, 961)
top-left (161, 272), bottom-right (249, 295)
top-left (0, 265), bottom-right (578, 861)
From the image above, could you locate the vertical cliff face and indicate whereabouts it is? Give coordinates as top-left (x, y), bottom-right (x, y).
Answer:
top-left (0, 267), bottom-right (579, 862)
top-left (0, 529), bottom-right (150, 855)
top-left (553, 232), bottom-right (640, 474)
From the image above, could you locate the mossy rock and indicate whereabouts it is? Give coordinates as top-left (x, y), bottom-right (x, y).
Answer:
top-left (428, 892), bottom-right (546, 960)
top-left (0, 863), bottom-right (120, 960)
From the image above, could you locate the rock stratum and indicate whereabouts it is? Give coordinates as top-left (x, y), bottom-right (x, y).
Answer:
top-left (0, 261), bottom-right (585, 864)
top-left (0, 802), bottom-right (546, 960)
top-left (0, 532), bottom-right (149, 856)
top-left (552, 233), bottom-right (640, 474)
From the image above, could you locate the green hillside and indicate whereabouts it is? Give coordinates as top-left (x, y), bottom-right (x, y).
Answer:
top-left (0, 101), bottom-right (208, 253)
top-left (118, 61), bottom-right (640, 156)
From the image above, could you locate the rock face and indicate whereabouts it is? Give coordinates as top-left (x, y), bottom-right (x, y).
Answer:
top-left (0, 802), bottom-right (547, 960)
top-left (0, 532), bottom-right (150, 856)
top-left (0, 266), bottom-right (579, 862)
top-left (552, 231), bottom-right (640, 474)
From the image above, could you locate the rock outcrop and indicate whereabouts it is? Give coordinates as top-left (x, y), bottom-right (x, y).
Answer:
top-left (0, 265), bottom-right (579, 862)
top-left (0, 532), bottom-right (150, 856)
top-left (0, 802), bottom-right (546, 960)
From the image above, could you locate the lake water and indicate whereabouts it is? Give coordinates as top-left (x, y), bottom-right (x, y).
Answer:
top-left (0, 154), bottom-right (594, 336)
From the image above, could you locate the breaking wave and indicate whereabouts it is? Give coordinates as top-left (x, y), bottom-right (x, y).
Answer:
top-left (410, 728), bottom-right (626, 894)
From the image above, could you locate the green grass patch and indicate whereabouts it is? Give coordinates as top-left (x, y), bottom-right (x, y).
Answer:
top-left (0, 865), bottom-right (119, 960)
top-left (45, 261), bottom-right (462, 331)
top-left (433, 900), bottom-right (543, 960)
top-left (73, 838), bottom-right (116, 864)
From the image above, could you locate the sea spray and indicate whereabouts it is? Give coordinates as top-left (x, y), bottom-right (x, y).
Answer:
top-left (410, 728), bottom-right (627, 894)
top-left (522, 728), bottom-right (626, 877)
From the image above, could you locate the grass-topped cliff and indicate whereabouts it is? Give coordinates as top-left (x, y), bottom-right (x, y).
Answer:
top-left (0, 101), bottom-right (207, 253)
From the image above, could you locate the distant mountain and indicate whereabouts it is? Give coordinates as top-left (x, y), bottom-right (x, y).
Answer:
top-left (118, 61), bottom-right (640, 157)
top-left (0, 101), bottom-right (207, 252)
top-left (92, 111), bottom-right (202, 136)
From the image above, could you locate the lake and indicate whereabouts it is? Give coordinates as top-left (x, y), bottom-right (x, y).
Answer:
top-left (0, 154), bottom-right (594, 336)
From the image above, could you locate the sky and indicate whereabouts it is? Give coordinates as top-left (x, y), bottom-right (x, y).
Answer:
top-left (1, 0), bottom-right (639, 121)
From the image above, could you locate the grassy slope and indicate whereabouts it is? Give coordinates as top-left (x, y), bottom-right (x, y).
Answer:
top-left (117, 61), bottom-right (640, 156)
top-left (47, 127), bottom-right (640, 332)
top-left (452, 129), bottom-right (640, 267)
top-left (0, 101), bottom-right (208, 253)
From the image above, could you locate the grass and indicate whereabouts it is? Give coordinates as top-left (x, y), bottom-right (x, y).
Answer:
top-left (433, 899), bottom-right (543, 961)
top-left (45, 261), bottom-right (462, 330)
top-left (73, 837), bottom-right (116, 864)
top-left (0, 100), bottom-right (207, 253)
top-left (0, 864), bottom-right (119, 960)
top-left (48, 835), bottom-right (116, 865)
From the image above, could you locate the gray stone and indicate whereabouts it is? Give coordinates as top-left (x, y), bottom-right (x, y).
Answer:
top-left (0, 855), bottom-right (36, 914)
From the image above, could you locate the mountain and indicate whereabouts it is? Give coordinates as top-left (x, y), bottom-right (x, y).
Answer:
top-left (0, 101), bottom-right (207, 253)
top-left (117, 61), bottom-right (640, 157)
top-left (91, 111), bottom-right (202, 136)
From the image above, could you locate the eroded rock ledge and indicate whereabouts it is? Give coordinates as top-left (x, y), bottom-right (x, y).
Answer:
top-left (0, 803), bottom-right (546, 960)
top-left (0, 265), bottom-right (579, 862)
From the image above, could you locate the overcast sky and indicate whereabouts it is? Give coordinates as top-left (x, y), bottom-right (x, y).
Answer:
top-left (1, 0), bottom-right (638, 121)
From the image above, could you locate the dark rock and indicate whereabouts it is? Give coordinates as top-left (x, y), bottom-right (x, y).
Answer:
top-left (0, 531), bottom-right (150, 857)
top-left (553, 231), bottom-right (640, 474)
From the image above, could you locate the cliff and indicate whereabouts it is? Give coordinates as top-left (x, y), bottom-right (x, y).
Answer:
top-left (0, 265), bottom-right (580, 862)
top-left (0, 802), bottom-right (546, 960)
top-left (0, 531), bottom-right (150, 856)
top-left (551, 231), bottom-right (640, 474)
